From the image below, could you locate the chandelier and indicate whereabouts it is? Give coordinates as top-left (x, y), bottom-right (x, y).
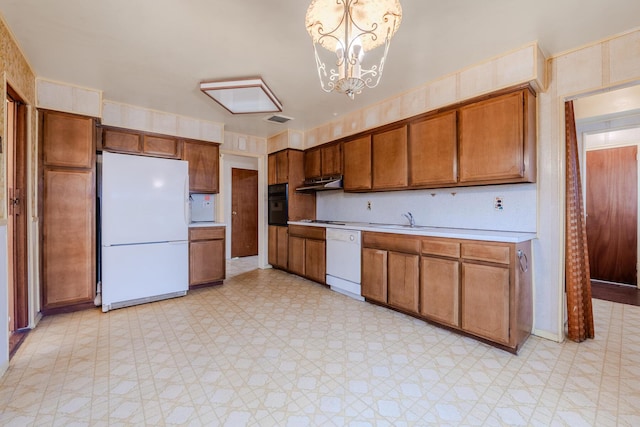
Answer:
top-left (305, 0), bottom-right (402, 100)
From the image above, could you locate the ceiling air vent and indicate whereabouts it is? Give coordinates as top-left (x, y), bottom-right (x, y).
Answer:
top-left (264, 114), bottom-right (293, 124)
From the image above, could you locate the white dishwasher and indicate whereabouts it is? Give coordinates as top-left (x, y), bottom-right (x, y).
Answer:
top-left (326, 228), bottom-right (364, 301)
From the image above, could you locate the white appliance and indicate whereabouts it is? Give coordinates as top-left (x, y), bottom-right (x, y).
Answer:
top-left (190, 193), bottom-right (215, 222)
top-left (101, 152), bottom-right (189, 312)
top-left (326, 228), bottom-right (364, 301)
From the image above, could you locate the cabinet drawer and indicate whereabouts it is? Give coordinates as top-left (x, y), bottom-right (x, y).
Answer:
top-left (363, 232), bottom-right (420, 254)
top-left (288, 224), bottom-right (325, 240)
top-left (422, 238), bottom-right (460, 258)
top-left (189, 227), bottom-right (225, 241)
top-left (461, 242), bottom-right (510, 264)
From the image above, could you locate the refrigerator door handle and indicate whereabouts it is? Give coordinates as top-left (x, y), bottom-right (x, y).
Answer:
top-left (184, 175), bottom-right (190, 225)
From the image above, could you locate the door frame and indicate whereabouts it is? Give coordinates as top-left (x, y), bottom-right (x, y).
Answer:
top-left (6, 84), bottom-right (30, 330)
top-left (582, 127), bottom-right (640, 288)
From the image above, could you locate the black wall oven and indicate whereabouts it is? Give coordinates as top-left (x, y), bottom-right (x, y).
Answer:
top-left (268, 183), bottom-right (288, 226)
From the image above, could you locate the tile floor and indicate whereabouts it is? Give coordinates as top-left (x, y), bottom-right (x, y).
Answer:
top-left (1, 257), bottom-right (639, 426)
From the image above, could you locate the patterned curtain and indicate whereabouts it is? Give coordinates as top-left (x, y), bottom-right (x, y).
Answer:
top-left (565, 100), bottom-right (595, 342)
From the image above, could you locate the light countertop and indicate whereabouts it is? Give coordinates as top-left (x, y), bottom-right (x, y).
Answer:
top-left (189, 222), bottom-right (226, 228)
top-left (288, 220), bottom-right (536, 243)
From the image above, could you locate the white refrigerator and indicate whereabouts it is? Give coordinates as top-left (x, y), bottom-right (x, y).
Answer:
top-left (101, 151), bottom-right (189, 312)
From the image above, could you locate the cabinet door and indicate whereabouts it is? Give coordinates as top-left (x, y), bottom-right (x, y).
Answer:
top-left (268, 225), bottom-right (278, 266)
top-left (42, 169), bottom-right (95, 309)
top-left (372, 126), bottom-right (408, 190)
top-left (42, 111), bottom-right (94, 168)
top-left (102, 128), bottom-right (142, 154)
top-left (305, 239), bottom-right (326, 284)
top-left (189, 238), bottom-right (225, 285)
top-left (268, 154), bottom-right (278, 185)
top-left (276, 150), bottom-right (289, 184)
top-left (343, 135), bottom-right (372, 191)
top-left (420, 257), bottom-right (460, 327)
top-left (387, 251), bottom-right (419, 314)
top-left (143, 135), bottom-right (179, 158)
top-left (362, 248), bottom-right (387, 303)
top-left (459, 91), bottom-right (525, 183)
top-left (321, 143), bottom-right (342, 176)
top-left (409, 111), bottom-right (457, 186)
top-left (304, 148), bottom-right (322, 179)
top-left (183, 141), bottom-right (219, 193)
top-left (461, 262), bottom-right (510, 344)
top-left (288, 236), bottom-right (305, 276)
top-left (276, 225), bottom-right (289, 269)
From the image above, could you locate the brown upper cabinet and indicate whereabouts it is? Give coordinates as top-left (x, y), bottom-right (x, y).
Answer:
top-left (408, 111), bottom-right (458, 187)
top-left (182, 141), bottom-right (220, 193)
top-left (316, 85), bottom-right (535, 193)
top-left (101, 126), bottom-right (180, 159)
top-left (372, 125), bottom-right (408, 190)
top-left (304, 142), bottom-right (343, 180)
top-left (343, 135), bottom-right (372, 191)
top-left (459, 88), bottom-right (536, 184)
top-left (268, 150), bottom-right (290, 185)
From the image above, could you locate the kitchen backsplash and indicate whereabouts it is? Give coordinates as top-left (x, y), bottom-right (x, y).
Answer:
top-left (316, 183), bottom-right (537, 232)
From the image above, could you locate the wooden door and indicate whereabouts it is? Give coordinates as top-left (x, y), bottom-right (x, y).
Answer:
top-left (361, 248), bottom-right (387, 303)
top-left (387, 251), bottom-right (419, 314)
top-left (409, 111), bottom-right (458, 186)
top-left (183, 141), bottom-right (219, 193)
top-left (420, 257), bottom-right (460, 327)
top-left (343, 135), bottom-right (372, 191)
top-left (586, 146), bottom-right (638, 285)
top-left (231, 168), bottom-right (258, 258)
top-left (461, 262), bottom-right (510, 344)
top-left (268, 154), bottom-right (278, 185)
top-left (6, 89), bottom-right (29, 331)
top-left (372, 126), bottom-right (408, 190)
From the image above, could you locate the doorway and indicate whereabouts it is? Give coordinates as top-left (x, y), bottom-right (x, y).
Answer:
top-left (231, 168), bottom-right (258, 258)
top-left (585, 145), bottom-right (638, 286)
top-left (6, 85), bottom-right (29, 346)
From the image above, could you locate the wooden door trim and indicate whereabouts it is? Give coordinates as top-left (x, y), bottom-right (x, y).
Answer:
top-left (7, 86), bottom-right (29, 330)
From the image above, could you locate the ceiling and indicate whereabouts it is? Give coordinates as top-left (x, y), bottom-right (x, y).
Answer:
top-left (1, 0), bottom-right (639, 138)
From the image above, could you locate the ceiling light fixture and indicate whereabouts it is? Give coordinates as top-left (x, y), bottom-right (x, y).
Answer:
top-left (305, 0), bottom-right (402, 100)
top-left (200, 77), bottom-right (282, 114)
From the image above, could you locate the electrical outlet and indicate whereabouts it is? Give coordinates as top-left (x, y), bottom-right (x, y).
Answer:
top-left (494, 196), bottom-right (504, 211)
top-left (367, 201), bottom-right (372, 210)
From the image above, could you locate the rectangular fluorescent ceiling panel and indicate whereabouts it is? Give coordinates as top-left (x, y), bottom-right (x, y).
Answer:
top-left (200, 77), bottom-right (282, 114)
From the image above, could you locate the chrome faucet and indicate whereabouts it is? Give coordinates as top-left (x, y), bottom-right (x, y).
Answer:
top-left (403, 212), bottom-right (415, 227)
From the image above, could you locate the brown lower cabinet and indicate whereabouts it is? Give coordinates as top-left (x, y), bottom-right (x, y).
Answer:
top-left (268, 225), bottom-right (288, 270)
top-left (288, 225), bottom-right (325, 284)
top-left (362, 231), bottom-right (533, 353)
top-left (189, 227), bottom-right (225, 287)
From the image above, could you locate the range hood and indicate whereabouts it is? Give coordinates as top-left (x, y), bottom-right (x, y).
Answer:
top-left (296, 176), bottom-right (343, 192)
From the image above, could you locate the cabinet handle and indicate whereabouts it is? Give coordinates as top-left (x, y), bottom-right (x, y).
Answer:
top-left (517, 249), bottom-right (528, 272)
